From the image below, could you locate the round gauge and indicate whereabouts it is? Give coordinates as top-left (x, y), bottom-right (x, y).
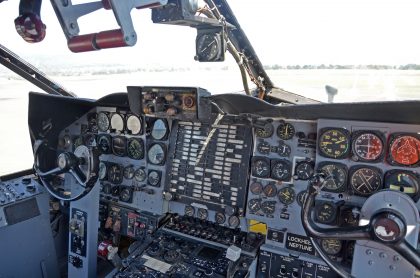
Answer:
top-left (263, 183), bottom-right (277, 198)
top-left (119, 188), bottom-right (132, 203)
top-left (112, 136), bottom-right (126, 156)
top-left (261, 201), bottom-right (276, 215)
top-left (385, 170), bottom-right (420, 199)
top-left (134, 168), bottom-right (146, 182)
top-left (108, 164), bottom-right (123, 184)
top-left (389, 135), bottom-right (420, 166)
top-left (148, 143), bottom-right (166, 165)
top-left (102, 183), bottom-right (112, 195)
top-left (251, 158), bottom-right (270, 178)
top-left (111, 186), bottom-right (120, 196)
top-left (315, 202), bottom-right (337, 224)
top-left (97, 135), bottom-right (111, 154)
top-left (250, 182), bottom-right (263, 195)
top-left (320, 239), bottom-right (342, 256)
top-left (99, 162), bottom-right (107, 180)
top-left (123, 166), bottom-right (135, 180)
top-left (151, 119), bottom-right (169, 140)
top-left (126, 115), bottom-right (142, 135)
top-left (277, 122), bottom-right (295, 140)
top-left (110, 113), bottom-right (124, 132)
top-left (295, 161), bottom-right (314, 180)
top-left (148, 170), bottom-right (161, 187)
top-left (127, 138), bottom-right (144, 160)
top-left (296, 190), bottom-right (307, 207)
top-left (185, 205), bottom-right (195, 217)
top-left (271, 160), bottom-right (292, 181)
top-left (318, 128), bottom-right (350, 159)
top-left (352, 132), bottom-right (384, 162)
top-left (197, 208), bottom-right (208, 220)
top-left (278, 186), bottom-right (295, 205)
top-left (340, 208), bottom-right (359, 227)
top-left (97, 112), bottom-right (110, 132)
top-left (228, 215), bottom-right (240, 228)
top-left (224, 206), bottom-right (237, 216)
top-left (319, 163), bottom-right (347, 192)
top-left (257, 141), bottom-right (271, 155)
top-left (277, 143), bottom-right (291, 157)
top-left (215, 212), bottom-right (226, 224)
top-left (349, 167), bottom-right (382, 196)
top-left (196, 33), bottom-right (221, 62)
top-left (255, 123), bottom-right (274, 138)
top-left (248, 198), bottom-right (262, 213)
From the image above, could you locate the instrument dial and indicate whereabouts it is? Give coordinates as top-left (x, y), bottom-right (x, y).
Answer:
top-left (112, 136), bottom-right (126, 156)
top-left (102, 183), bottom-right (112, 194)
top-left (271, 160), bottom-right (292, 181)
top-left (228, 215), bottom-right (240, 228)
top-left (277, 143), bottom-right (291, 157)
top-left (126, 115), bottom-right (142, 135)
top-left (389, 135), bottom-right (420, 166)
top-left (263, 183), bottom-right (277, 198)
top-left (278, 186), bottom-right (295, 205)
top-left (99, 162), bottom-right (107, 180)
top-left (277, 122), bottom-right (295, 140)
top-left (315, 202), bottom-right (337, 224)
top-left (319, 163), bottom-right (347, 192)
top-left (148, 143), bottom-right (166, 165)
top-left (296, 190), bottom-right (307, 207)
top-left (196, 33), bottom-right (221, 61)
top-left (257, 141), bottom-right (271, 155)
top-left (349, 167), bottom-right (382, 196)
top-left (352, 132), bottom-right (384, 161)
top-left (318, 128), bottom-right (350, 159)
top-left (215, 212), bottom-right (226, 224)
top-left (385, 170), bottom-right (420, 199)
top-left (97, 112), bottom-right (110, 132)
top-left (108, 164), bottom-right (123, 184)
top-left (110, 113), bottom-right (124, 132)
top-left (295, 161), bottom-right (314, 180)
top-left (97, 135), bottom-right (112, 154)
top-left (151, 119), bottom-right (169, 140)
top-left (251, 158), bottom-right (270, 178)
top-left (148, 170), bottom-right (161, 187)
top-left (134, 168), bottom-right (146, 182)
top-left (248, 198), bottom-right (262, 213)
top-left (127, 138), bottom-right (144, 160)
top-left (261, 201), bottom-right (276, 215)
top-left (123, 166), bottom-right (135, 180)
top-left (119, 188), bottom-right (132, 203)
top-left (255, 123), bottom-right (274, 138)
top-left (250, 182), bottom-right (263, 195)
top-left (320, 239), bottom-right (342, 256)
top-left (340, 208), bottom-right (360, 227)
top-left (185, 205), bottom-right (195, 217)
top-left (197, 208), bottom-right (208, 220)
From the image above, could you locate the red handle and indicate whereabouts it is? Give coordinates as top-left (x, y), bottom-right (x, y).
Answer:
top-left (67, 29), bottom-right (128, 53)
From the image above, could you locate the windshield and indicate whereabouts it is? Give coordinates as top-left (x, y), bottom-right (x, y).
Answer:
top-left (1, 0), bottom-right (420, 174)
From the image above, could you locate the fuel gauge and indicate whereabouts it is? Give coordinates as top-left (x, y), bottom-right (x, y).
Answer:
top-left (278, 186), bottom-right (295, 205)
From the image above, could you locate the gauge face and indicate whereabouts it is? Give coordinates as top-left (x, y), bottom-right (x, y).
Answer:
top-left (271, 160), bottom-right (292, 181)
top-left (278, 187), bottom-right (295, 205)
top-left (97, 135), bottom-right (112, 154)
top-left (196, 33), bottom-right (221, 61)
top-left (349, 167), bottom-right (382, 196)
top-left (315, 202), bottom-right (337, 224)
top-left (119, 188), bottom-right (132, 203)
top-left (295, 161), bottom-right (314, 180)
top-left (251, 158), bottom-right (270, 178)
top-left (215, 212), bottom-right (226, 224)
top-left (148, 170), bottom-right (161, 187)
top-left (126, 115), bottom-right (142, 135)
top-left (352, 132), bottom-right (384, 162)
top-left (263, 183), bottom-right (277, 198)
top-left (99, 162), bottom-right (107, 180)
top-left (110, 113), bottom-right (124, 132)
top-left (340, 208), bottom-right (359, 227)
top-left (111, 186), bottom-right (120, 196)
top-left (385, 171), bottom-right (420, 199)
top-left (296, 190), bottom-right (307, 207)
top-left (151, 119), bottom-right (168, 140)
top-left (127, 138), bottom-right (144, 160)
top-left (248, 198), bottom-right (262, 213)
top-left (250, 182), bottom-right (263, 195)
top-left (197, 208), bottom-right (208, 220)
top-left (277, 143), bottom-right (291, 157)
top-left (108, 164), bottom-right (123, 184)
top-left (112, 136), bottom-right (126, 156)
top-left (97, 112), bottom-right (110, 132)
top-left (257, 141), bottom-right (271, 155)
top-left (102, 183), bottom-right (112, 194)
top-left (318, 128), bottom-right (350, 159)
top-left (228, 215), bottom-right (240, 228)
top-left (389, 135), bottom-right (420, 166)
top-left (185, 205), bottom-right (195, 217)
top-left (261, 201), bottom-right (276, 215)
top-left (277, 122), bottom-right (295, 140)
top-left (320, 239), bottom-right (342, 256)
top-left (148, 143), bottom-right (166, 165)
top-left (123, 166), bottom-right (135, 180)
top-left (134, 168), bottom-right (146, 182)
top-left (255, 123), bottom-right (274, 138)
top-left (319, 163), bottom-right (347, 192)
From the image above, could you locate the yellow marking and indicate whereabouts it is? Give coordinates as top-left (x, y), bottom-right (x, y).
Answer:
top-left (249, 220), bottom-right (267, 235)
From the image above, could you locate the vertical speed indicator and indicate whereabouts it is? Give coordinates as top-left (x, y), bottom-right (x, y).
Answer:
top-left (318, 128), bottom-right (350, 159)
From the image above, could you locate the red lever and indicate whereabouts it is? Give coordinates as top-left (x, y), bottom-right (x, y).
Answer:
top-left (68, 29), bottom-right (128, 53)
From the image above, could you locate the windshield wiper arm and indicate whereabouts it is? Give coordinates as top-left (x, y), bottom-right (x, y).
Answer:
top-left (0, 43), bottom-right (75, 97)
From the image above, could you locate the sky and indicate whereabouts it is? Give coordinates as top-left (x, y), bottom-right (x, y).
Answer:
top-left (1, 0), bottom-right (420, 67)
